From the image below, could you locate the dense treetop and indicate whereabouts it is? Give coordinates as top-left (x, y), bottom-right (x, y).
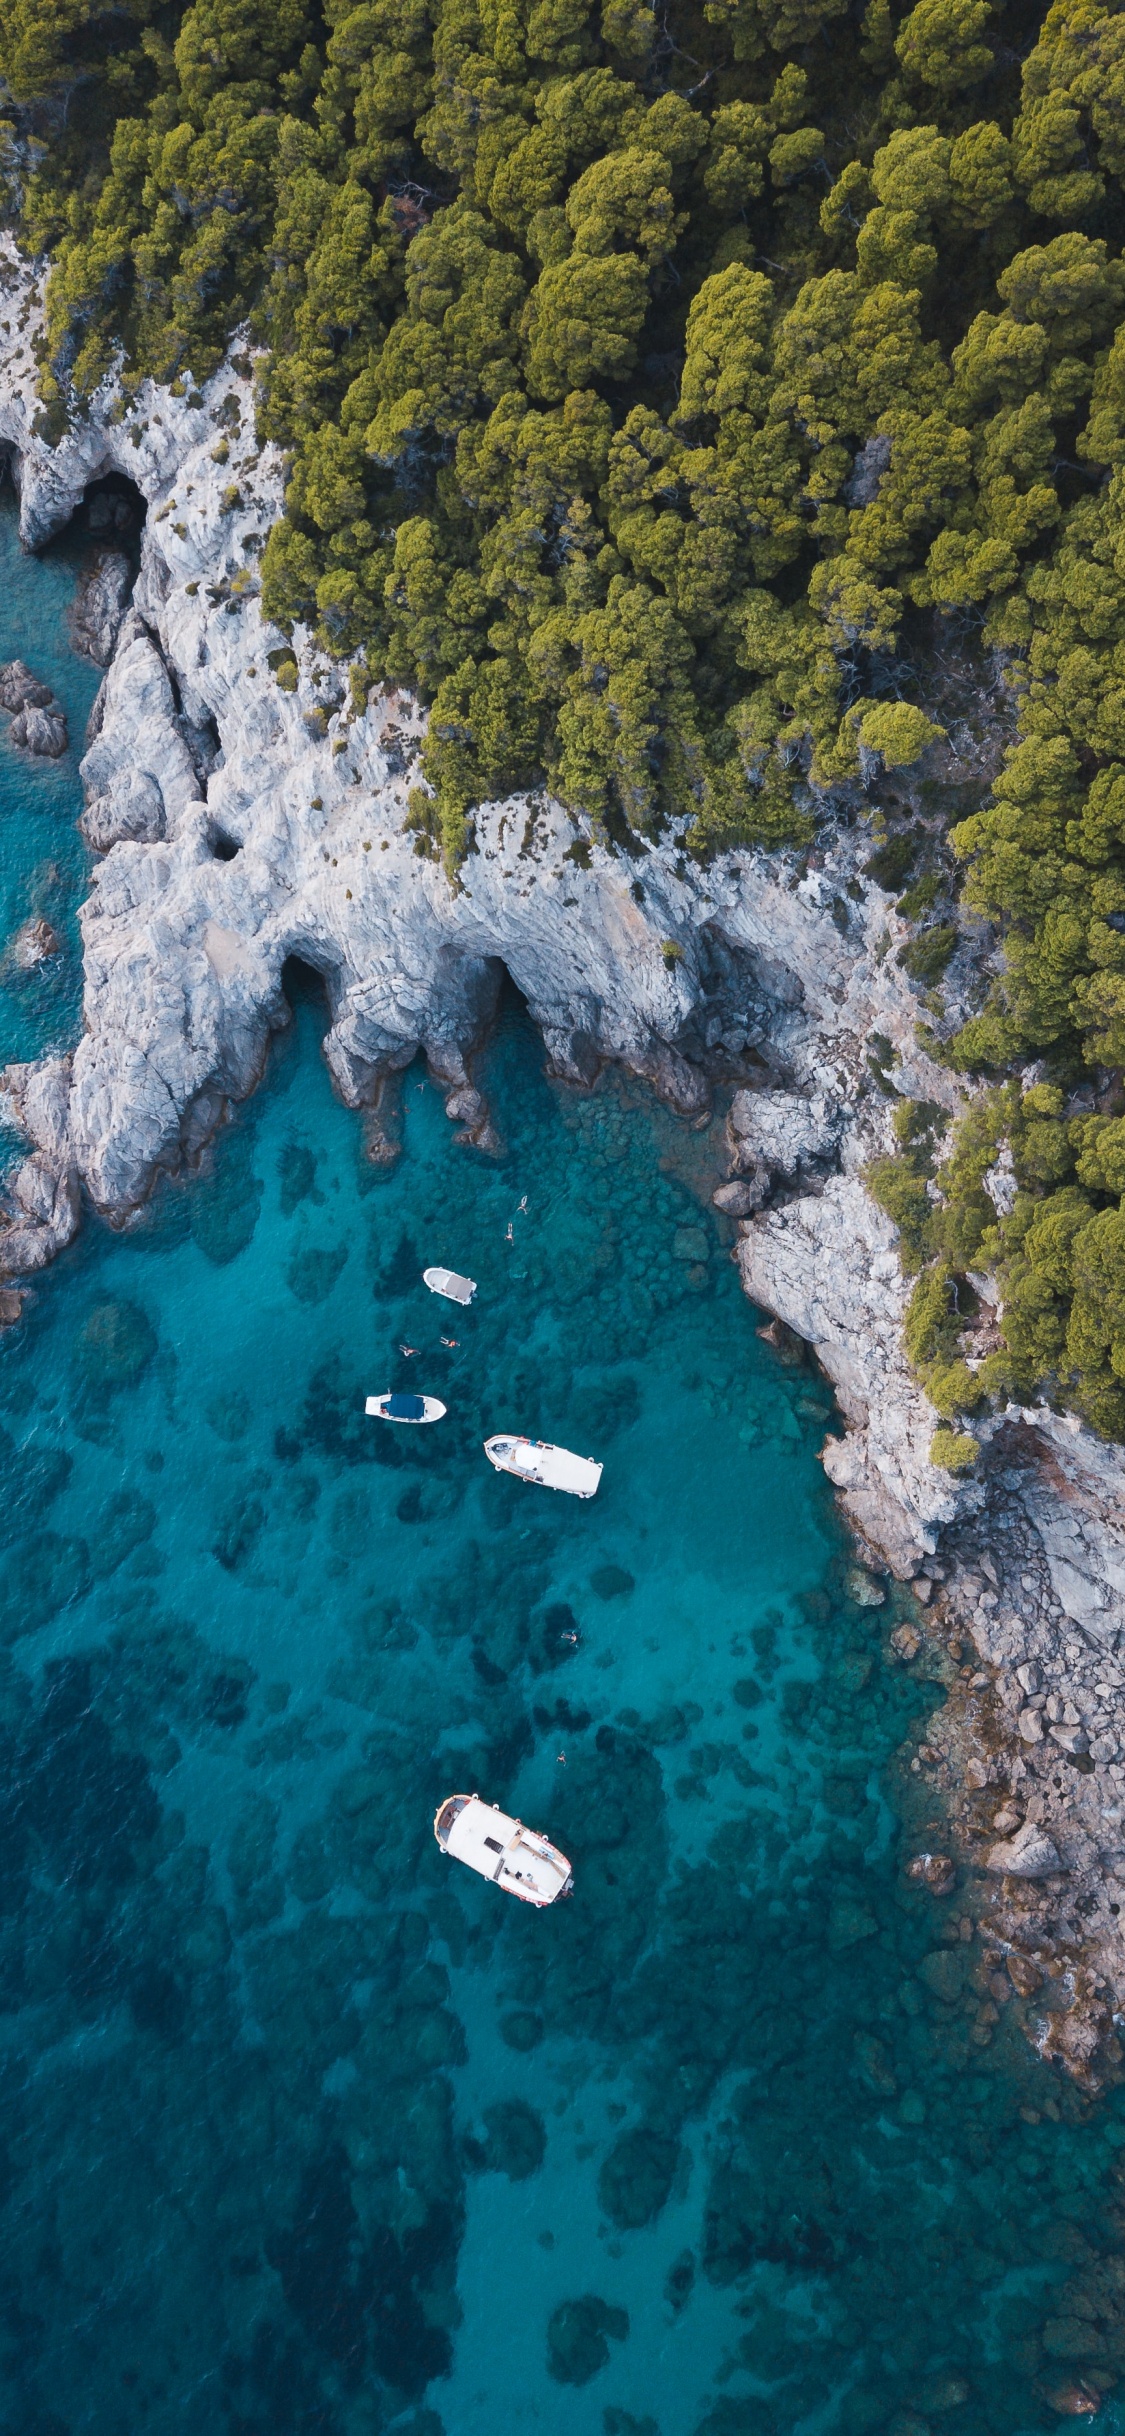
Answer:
top-left (6, 0), bottom-right (1125, 1439)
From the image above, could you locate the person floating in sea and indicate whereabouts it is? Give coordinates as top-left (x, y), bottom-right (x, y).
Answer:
top-left (505, 1222), bottom-right (514, 1244)
top-left (517, 1195), bottom-right (528, 1214)
top-left (440, 1336), bottom-right (459, 1349)
top-left (400, 1343), bottom-right (420, 1357)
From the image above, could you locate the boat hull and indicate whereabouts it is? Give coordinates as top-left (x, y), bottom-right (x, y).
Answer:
top-left (483, 1434), bottom-right (602, 1498)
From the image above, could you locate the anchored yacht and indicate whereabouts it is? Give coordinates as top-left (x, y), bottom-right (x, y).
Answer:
top-left (484, 1435), bottom-right (602, 1498)
top-left (433, 1794), bottom-right (573, 1906)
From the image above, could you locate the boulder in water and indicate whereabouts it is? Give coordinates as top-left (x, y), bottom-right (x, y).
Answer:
top-left (0, 658), bottom-right (51, 713)
top-left (907, 1851), bottom-right (955, 1895)
top-left (0, 661), bottom-right (68, 756)
top-left (713, 1170), bottom-right (768, 1217)
top-left (10, 700), bottom-right (68, 757)
top-left (7, 917), bottom-right (61, 969)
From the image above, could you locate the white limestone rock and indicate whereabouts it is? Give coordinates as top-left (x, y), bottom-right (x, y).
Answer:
top-left (728, 1086), bottom-right (842, 1177)
top-left (736, 1176), bottom-right (973, 1575)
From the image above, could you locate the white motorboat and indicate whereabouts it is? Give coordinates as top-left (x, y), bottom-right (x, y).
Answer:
top-left (365, 1391), bottom-right (447, 1424)
top-left (423, 1266), bottom-right (477, 1306)
top-left (433, 1793), bottom-right (573, 1906)
top-left (484, 1434), bottom-right (602, 1498)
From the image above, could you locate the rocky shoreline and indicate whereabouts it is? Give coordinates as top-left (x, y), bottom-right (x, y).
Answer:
top-left (1, 236), bottom-right (1125, 2078)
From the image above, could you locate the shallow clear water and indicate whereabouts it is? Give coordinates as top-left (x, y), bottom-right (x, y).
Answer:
top-left (2, 522), bottom-right (1125, 2436)
top-left (0, 484), bottom-right (101, 1082)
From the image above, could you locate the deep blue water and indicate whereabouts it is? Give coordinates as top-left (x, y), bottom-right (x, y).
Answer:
top-left (1, 501), bottom-right (1125, 2436)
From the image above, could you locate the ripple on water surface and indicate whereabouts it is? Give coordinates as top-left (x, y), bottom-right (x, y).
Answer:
top-left (1, 570), bottom-right (1125, 2433)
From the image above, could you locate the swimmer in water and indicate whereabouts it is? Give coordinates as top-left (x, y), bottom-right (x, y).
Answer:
top-left (505, 1222), bottom-right (514, 1243)
top-left (400, 1343), bottom-right (419, 1357)
top-left (440, 1336), bottom-right (458, 1349)
top-left (517, 1195), bottom-right (528, 1214)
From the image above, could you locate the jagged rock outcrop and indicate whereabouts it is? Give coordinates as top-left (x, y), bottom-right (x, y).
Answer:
top-left (0, 656), bottom-right (67, 755)
top-left (737, 1175), bottom-right (971, 1575)
top-left (0, 1057), bottom-right (80, 1277)
top-left (69, 548), bottom-right (133, 666)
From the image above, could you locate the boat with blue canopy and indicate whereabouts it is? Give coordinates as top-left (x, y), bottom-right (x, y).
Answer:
top-left (365, 1391), bottom-right (447, 1424)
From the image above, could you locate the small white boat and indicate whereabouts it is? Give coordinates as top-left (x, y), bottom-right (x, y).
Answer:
top-left (434, 1793), bottom-right (573, 1906)
top-left (365, 1391), bottom-right (447, 1424)
top-left (424, 1266), bottom-right (477, 1306)
top-left (484, 1435), bottom-right (602, 1498)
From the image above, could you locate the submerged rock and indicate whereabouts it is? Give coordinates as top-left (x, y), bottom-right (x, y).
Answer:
top-left (74, 1298), bottom-right (156, 1391)
top-left (597, 2127), bottom-right (681, 2229)
top-left (1042, 2378), bottom-right (1102, 2416)
top-left (546, 2295), bottom-right (629, 2386)
top-left (499, 2009), bottom-right (544, 2051)
top-left (467, 2100), bottom-right (546, 2182)
top-left (917, 1948), bottom-right (965, 2004)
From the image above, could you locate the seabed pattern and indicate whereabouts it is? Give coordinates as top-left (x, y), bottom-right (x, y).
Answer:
top-left (3, 495), bottom-right (1125, 2436)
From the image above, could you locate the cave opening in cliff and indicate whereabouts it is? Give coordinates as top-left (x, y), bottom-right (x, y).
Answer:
top-left (489, 960), bottom-right (530, 1030)
top-left (75, 472), bottom-right (147, 556)
top-left (207, 824), bottom-right (240, 862)
top-left (280, 954), bottom-right (334, 1024)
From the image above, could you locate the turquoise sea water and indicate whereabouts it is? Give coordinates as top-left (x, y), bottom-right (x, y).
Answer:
top-left (0, 486), bottom-right (101, 1080)
top-left (3, 505), bottom-right (1125, 2436)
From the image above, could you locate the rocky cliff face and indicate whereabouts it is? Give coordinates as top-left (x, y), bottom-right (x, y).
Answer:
top-left (3, 238), bottom-right (1125, 2065)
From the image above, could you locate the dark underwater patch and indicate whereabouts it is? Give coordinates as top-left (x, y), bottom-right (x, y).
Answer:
top-left (590, 1565), bottom-right (634, 1601)
top-left (286, 1242), bottom-right (348, 1305)
top-left (74, 1298), bottom-right (155, 1391)
top-left (465, 2099), bottom-right (546, 2182)
top-left (279, 1137), bottom-right (318, 1215)
top-left (190, 1124), bottom-right (262, 1265)
top-left (597, 2126), bottom-right (681, 2230)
